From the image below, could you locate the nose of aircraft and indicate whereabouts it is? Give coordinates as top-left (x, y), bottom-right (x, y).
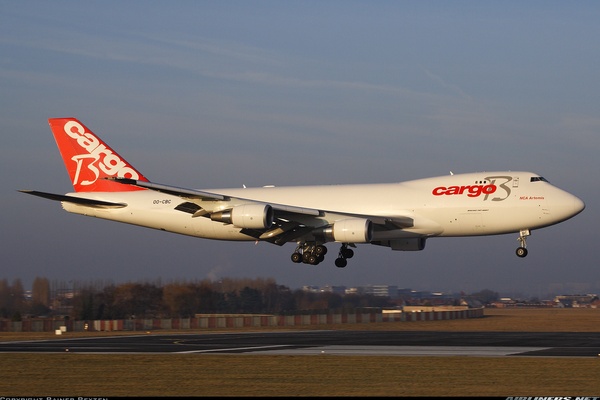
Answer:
top-left (543, 186), bottom-right (585, 226)
top-left (572, 194), bottom-right (586, 216)
top-left (556, 191), bottom-right (585, 222)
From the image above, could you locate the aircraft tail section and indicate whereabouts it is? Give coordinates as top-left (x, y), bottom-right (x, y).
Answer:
top-left (48, 118), bottom-right (149, 192)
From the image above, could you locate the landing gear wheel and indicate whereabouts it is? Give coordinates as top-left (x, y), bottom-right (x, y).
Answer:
top-left (516, 247), bottom-right (528, 258)
top-left (291, 252), bottom-right (302, 263)
top-left (302, 252), bottom-right (312, 263)
top-left (314, 245), bottom-right (327, 256)
top-left (335, 258), bottom-right (347, 268)
top-left (334, 244), bottom-right (354, 267)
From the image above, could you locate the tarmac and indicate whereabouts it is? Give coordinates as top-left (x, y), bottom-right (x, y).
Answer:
top-left (1, 330), bottom-right (600, 357)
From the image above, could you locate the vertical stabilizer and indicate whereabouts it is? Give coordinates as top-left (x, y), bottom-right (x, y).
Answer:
top-left (48, 118), bottom-right (149, 192)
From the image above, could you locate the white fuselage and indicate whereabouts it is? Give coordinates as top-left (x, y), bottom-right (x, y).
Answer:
top-left (61, 171), bottom-right (585, 246)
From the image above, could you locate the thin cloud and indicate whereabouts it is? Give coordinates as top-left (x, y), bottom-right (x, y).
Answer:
top-left (424, 69), bottom-right (473, 101)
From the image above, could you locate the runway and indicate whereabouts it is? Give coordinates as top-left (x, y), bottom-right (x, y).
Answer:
top-left (2, 330), bottom-right (600, 357)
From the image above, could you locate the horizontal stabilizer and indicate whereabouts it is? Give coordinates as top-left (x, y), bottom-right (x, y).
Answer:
top-left (19, 190), bottom-right (127, 208)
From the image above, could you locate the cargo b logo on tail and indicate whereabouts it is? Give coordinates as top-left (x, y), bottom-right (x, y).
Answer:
top-left (49, 118), bottom-right (148, 192)
top-left (63, 120), bottom-right (139, 185)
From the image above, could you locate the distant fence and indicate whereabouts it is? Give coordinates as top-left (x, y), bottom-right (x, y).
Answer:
top-left (0, 307), bottom-right (483, 333)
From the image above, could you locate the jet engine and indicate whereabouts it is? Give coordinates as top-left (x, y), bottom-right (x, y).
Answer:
top-left (325, 218), bottom-right (373, 243)
top-left (210, 204), bottom-right (274, 229)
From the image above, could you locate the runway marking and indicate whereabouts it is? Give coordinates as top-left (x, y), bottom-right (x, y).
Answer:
top-left (250, 345), bottom-right (550, 357)
top-left (176, 344), bottom-right (291, 354)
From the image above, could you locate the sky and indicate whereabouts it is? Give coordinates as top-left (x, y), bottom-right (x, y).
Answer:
top-left (1, 1), bottom-right (598, 298)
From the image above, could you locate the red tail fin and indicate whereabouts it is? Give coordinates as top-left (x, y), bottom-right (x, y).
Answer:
top-left (48, 118), bottom-right (150, 192)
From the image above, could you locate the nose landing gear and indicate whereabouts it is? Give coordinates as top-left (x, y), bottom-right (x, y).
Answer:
top-left (516, 229), bottom-right (530, 258)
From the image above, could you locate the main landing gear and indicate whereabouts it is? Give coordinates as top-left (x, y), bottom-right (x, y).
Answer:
top-left (291, 242), bottom-right (328, 265)
top-left (516, 229), bottom-right (530, 258)
top-left (291, 242), bottom-right (355, 267)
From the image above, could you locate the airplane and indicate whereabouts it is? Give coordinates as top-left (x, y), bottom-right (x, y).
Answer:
top-left (20, 117), bottom-right (585, 268)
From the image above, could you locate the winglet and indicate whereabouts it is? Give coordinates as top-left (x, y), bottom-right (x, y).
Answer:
top-left (48, 118), bottom-right (149, 192)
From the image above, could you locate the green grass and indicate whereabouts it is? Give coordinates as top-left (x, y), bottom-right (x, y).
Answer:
top-left (2, 308), bottom-right (600, 396)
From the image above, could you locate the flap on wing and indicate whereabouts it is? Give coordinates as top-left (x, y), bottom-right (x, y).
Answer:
top-left (19, 190), bottom-right (127, 208)
top-left (271, 204), bottom-right (321, 217)
top-left (241, 224), bottom-right (315, 246)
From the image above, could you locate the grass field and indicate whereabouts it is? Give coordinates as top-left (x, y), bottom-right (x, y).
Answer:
top-left (1, 308), bottom-right (599, 396)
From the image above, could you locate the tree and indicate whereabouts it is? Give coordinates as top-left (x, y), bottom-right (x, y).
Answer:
top-left (71, 286), bottom-right (96, 321)
top-left (31, 277), bottom-right (50, 306)
top-left (29, 277), bottom-right (51, 316)
top-left (109, 282), bottom-right (163, 319)
top-left (239, 287), bottom-right (263, 313)
top-left (163, 282), bottom-right (198, 318)
top-left (0, 279), bottom-right (9, 318)
top-left (9, 279), bottom-right (26, 319)
top-left (262, 282), bottom-right (295, 314)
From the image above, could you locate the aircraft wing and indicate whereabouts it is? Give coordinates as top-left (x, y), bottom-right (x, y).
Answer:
top-left (108, 177), bottom-right (322, 217)
top-left (107, 177), bottom-right (413, 245)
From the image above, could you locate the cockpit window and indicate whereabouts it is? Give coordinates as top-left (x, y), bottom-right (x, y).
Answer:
top-left (530, 176), bottom-right (548, 183)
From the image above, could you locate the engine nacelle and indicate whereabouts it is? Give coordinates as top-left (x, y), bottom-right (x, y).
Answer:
top-left (330, 218), bottom-right (373, 243)
top-left (210, 204), bottom-right (274, 229)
